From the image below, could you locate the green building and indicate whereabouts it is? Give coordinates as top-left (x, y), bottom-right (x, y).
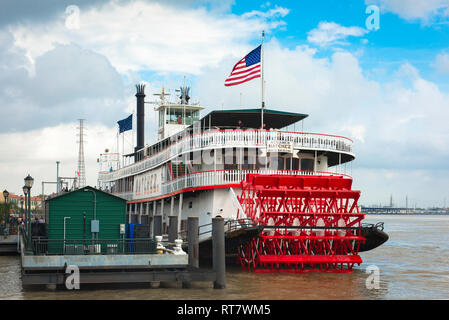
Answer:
top-left (45, 186), bottom-right (126, 243)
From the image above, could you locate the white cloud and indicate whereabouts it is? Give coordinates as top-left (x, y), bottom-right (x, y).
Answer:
top-left (0, 123), bottom-right (117, 196)
top-left (433, 53), bottom-right (449, 73)
top-left (342, 124), bottom-right (366, 143)
top-left (9, 0), bottom-right (287, 76)
top-left (398, 114), bottom-right (425, 124)
top-left (242, 6), bottom-right (290, 19)
top-left (394, 62), bottom-right (420, 78)
top-left (0, 39), bottom-right (127, 133)
top-left (366, 0), bottom-right (449, 23)
top-left (307, 21), bottom-right (368, 47)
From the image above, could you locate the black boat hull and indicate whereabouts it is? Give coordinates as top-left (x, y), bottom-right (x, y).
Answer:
top-left (359, 223), bottom-right (389, 252)
top-left (196, 226), bottom-right (263, 265)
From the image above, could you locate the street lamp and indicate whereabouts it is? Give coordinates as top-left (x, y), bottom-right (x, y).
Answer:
top-left (20, 196), bottom-right (24, 216)
top-left (24, 174), bottom-right (34, 251)
top-left (2, 190), bottom-right (9, 235)
top-left (3, 190), bottom-right (9, 201)
top-left (25, 174), bottom-right (34, 188)
top-left (22, 185), bottom-right (29, 249)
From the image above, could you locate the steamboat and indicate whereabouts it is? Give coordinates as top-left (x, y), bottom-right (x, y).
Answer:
top-left (97, 84), bottom-right (387, 273)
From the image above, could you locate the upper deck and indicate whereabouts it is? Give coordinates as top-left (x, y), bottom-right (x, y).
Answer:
top-left (99, 128), bottom-right (354, 182)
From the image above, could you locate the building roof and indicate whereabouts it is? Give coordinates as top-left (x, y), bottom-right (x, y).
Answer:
top-left (45, 186), bottom-right (126, 202)
top-left (2, 193), bottom-right (41, 202)
top-left (199, 108), bottom-right (308, 129)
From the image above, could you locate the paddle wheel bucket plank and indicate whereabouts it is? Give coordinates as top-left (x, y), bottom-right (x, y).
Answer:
top-left (237, 174), bottom-right (366, 273)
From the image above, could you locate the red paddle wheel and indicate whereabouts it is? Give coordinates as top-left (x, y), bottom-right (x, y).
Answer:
top-left (237, 174), bottom-right (366, 273)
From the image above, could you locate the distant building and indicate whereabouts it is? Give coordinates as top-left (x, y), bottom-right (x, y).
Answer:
top-left (0, 191), bottom-right (42, 215)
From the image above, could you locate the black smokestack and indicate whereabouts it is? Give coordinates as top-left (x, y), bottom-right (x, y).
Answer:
top-left (135, 84), bottom-right (145, 161)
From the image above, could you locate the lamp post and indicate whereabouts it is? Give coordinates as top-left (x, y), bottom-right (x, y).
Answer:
top-left (20, 196), bottom-right (23, 217)
top-left (3, 189), bottom-right (9, 212)
top-left (23, 185), bottom-right (28, 247)
top-left (24, 174), bottom-right (34, 251)
top-left (2, 190), bottom-right (9, 236)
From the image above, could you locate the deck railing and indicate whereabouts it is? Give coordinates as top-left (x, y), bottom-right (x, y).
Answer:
top-left (99, 129), bottom-right (354, 182)
top-left (105, 169), bottom-right (351, 201)
top-left (30, 238), bottom-right (157, 255)
top-left (126, 169), bottom-right (350, 200)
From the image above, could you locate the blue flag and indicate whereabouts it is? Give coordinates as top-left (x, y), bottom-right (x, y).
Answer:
top-left (117, 114), bottom-right (132, 133)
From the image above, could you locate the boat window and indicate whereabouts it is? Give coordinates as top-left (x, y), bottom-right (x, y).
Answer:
top-left (159, 110), bottom-right (164, 127)
top-left (242, 149), bottom-right (256, 169)
top-left (185, 109), bottom-right (192, 125)
top-left (301, 158), bottom-right (314, 171)
top-left (277, 157), bottom-right (284, 170)
top-left (192, 110), bottom-right (199, 122)
top-left (286, 158), bottom-right (300, 170)
top-left (266, 154), bottom-right (284, 170)
top-left (167, 108), bottom-right (184, 125)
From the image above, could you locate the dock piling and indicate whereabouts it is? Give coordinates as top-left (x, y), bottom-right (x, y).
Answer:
top-left (212, 217), bottom-right (226, 289)
top-left (153, 215), bottom-right (162, 237)
top-left (168, 216), bottom-right (178, 243)
top-left (187, 216), bottom-right (199, 269)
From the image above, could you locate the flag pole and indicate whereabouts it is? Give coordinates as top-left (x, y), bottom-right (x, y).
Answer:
top-left (122, 129), bottom-right (125, 167)
top-left (116, 125), bottom-right (119, 168)
top-left (261, 30), bottom-right (265, 129)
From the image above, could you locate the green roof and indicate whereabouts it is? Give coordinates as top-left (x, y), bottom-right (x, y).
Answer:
top-left (46, 186), bottom-right (126, 203)
top-left (200, 108), bottom-right (308, 129)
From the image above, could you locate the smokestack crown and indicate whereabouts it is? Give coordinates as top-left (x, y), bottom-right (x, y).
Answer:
top-left (136, 84), bottom-right (146, 96)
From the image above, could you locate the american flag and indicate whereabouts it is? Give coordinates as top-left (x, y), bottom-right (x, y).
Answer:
top-left (225, 45), bottom-right (261, 86)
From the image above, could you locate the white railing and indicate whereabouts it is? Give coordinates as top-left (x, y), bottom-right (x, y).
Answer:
top-left (120, 169), bottom-right (350, 201)
top-left (99, 130), bottom-right (354, 182)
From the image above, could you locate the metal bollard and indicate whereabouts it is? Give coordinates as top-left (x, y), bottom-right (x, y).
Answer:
top-left (212, 217), bottom-right (226, 289)
top-left (155, 235), bottom-right (165, 254)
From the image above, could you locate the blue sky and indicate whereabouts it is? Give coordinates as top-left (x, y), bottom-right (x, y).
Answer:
top-left (0, 0), bottom-right (448, 207)
top-left (232, 1), bottom-right (449, 82)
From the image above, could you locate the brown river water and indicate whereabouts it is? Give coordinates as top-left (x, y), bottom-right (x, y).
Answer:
top-left (0, 215), bottom-right (448, 300)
